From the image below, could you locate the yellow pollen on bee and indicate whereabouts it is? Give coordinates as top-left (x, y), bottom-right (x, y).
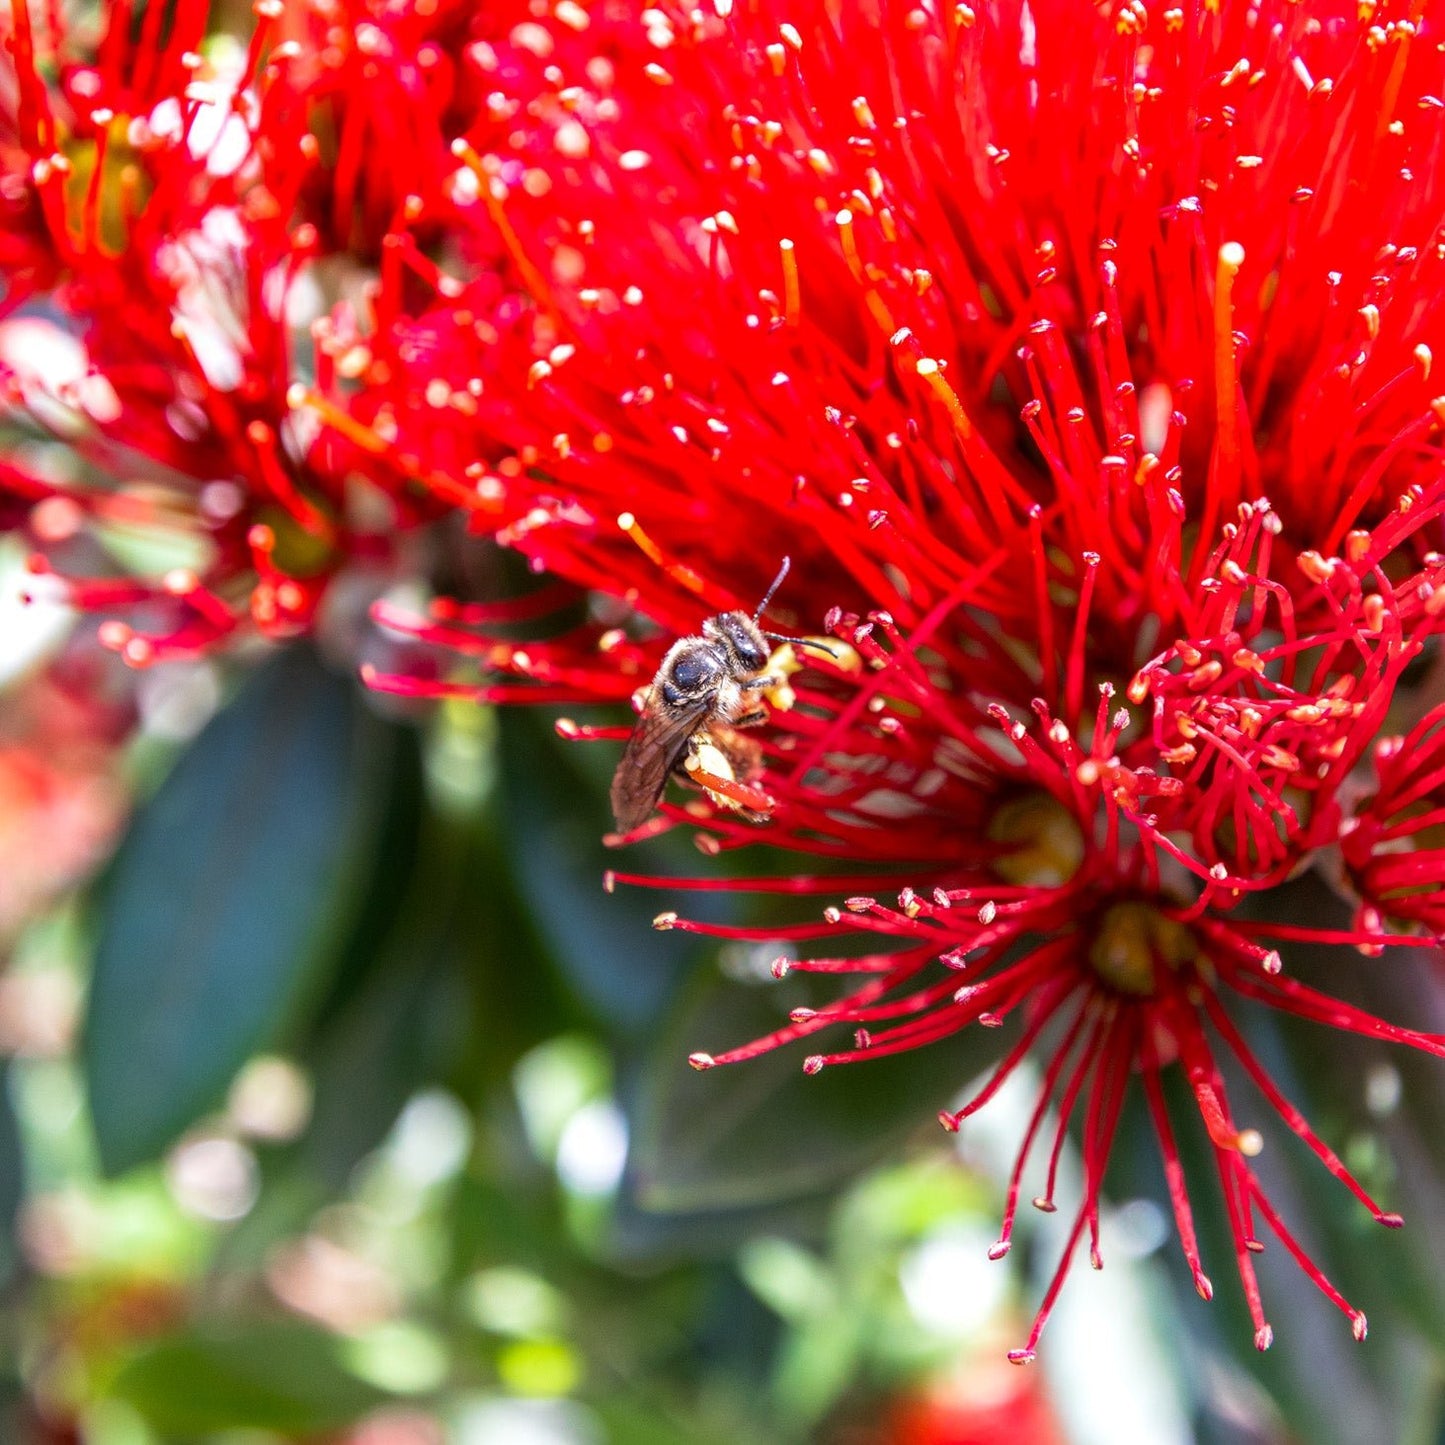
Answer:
top-left (685, 734), bottom-right (736, 785)
top-left (763, 677), bottom-right (797, 711)
top-left (682, 733), bottom-right (772, 819)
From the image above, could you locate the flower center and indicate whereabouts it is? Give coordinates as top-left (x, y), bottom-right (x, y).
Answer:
top-left (1087, 901), bottom-right (1196, 997)
top-left (62, 114), bottom-right (148, 253)
top-left (987, 794), bottom-right (1085, 887)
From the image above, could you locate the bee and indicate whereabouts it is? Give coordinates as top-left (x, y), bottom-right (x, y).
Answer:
top-left (610, 558), bottom-right (801, 834)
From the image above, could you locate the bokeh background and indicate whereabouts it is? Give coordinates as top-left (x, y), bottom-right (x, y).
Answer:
top-left (5, 539), bottom-right (1445, 1445)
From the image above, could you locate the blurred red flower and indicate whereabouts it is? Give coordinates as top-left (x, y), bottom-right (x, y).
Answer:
top-left (0, 655), bottom-right (129, 941)
top-left (887, 1352), bottom-right (1065, 1445)
top-left (0, 0), bottom-right (484, 663)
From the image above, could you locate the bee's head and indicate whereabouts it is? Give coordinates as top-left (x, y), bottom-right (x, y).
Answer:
top-left (703, 611), bottom-right (769, 673)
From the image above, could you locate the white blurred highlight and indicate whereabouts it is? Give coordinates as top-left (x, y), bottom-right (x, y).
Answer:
top-left (555, 1099), bottom-right (627, 1196)
top-left (899, 1225), bottom-right (1011, 1336)
top-left (166, 1135), bottom-right (259, 1221)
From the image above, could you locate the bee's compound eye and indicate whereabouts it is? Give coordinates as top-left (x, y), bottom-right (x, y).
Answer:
top-left (714, 613), bottom-right (767, 671)
top-left (669, 649), bottom-right (720, 691)
top-left (734, 637), bottom-right (767, 671)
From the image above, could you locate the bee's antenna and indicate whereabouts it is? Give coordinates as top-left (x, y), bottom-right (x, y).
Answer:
top-left (752, 556), bottom-right (791, 623)
top-left (762, 631), bottom-right (840, 660)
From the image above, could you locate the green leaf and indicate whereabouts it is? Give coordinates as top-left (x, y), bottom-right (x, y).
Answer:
top-left (495, 709), bottom-right (737, 1033)
top-left (303, 712), bottom-right (428, 1035)
top-left (0, 1062), bottom-right (21, 1284)
top-left (301, 900), bottom-right (471, 1192)
top-left (292, 737), bottom-right (469, 1191)
top-left (110, 1322), bottom-right (385, 1435)
top-left (627, 966), bottom-right (1000, 1218)
top-left (85, 646), bottom-right (401, 1175)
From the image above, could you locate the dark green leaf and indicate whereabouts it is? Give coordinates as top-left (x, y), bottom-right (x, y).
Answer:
top-left (215, 779), bottom-right (571, 1270)
top-left (627, 967), bottom-right (1000, 1217)
top-left (85, 646), bottom-right (401, 1174)
top-left (0, 1062), bottom-right (21, 1285)
top-left (304, 713), bottom-right (428, 1033)
top-left (301, 905), bottom-right (470, 1192)
top-left (495, 709), bottom-right (736, 1033)
top-left (612, 1183), bottom-right (834, 1262)
top-left (110, 1322), bottom-right (385, 1434)
top-left (207, 726), bottom-right (455, 1268)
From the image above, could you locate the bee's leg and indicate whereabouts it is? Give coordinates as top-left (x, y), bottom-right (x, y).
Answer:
top-left (689, 765), bottom-right (774, 819)
top-left (733, 674), bottom-right (783, 726)
top-left (683, 736), bottom-right (775, 820)
top-left (739, 671), bottom-right (783, 696)
top-left (672, 732), bottom-right (705, 778)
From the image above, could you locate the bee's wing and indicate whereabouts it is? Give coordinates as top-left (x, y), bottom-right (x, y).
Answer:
top-left (610, 694), bottom-right (711, 832)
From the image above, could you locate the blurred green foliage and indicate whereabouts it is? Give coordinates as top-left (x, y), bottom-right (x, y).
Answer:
top-left (5, 645), bottom-right (1445, 1444)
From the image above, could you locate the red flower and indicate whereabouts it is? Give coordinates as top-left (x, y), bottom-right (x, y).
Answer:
top-left (8, 0), bottom-right (1445, 1365)
top-left (356, 0), bottom-right (1445, 1360)
top-left (0, 652), bottom-right (130, 938)
top-left (1343, 701), bottom-right (1445, 938)
top-left (0, 0), bottom-right (483, 663)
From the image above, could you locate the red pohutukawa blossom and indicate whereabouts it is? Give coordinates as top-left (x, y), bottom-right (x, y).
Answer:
top-left (10, 0), bottom-right (1445, 1363)
top-left (1344, 701), bottom-right (1445, 938)
top-left (352, 0), bottom-right (1445, 1360)
top-left (0, 0), bottom-right (485, 663)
